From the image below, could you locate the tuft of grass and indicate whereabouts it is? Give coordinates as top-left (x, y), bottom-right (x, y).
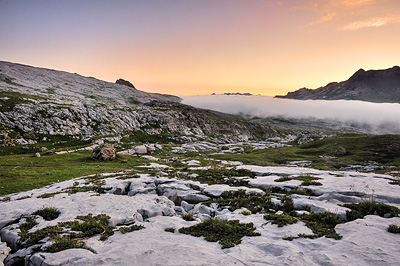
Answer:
top-left (182, 167), bottom-right (254, 186)
top-left (182, 214), bottom-right (196, 221)
top-left (274, 176), bottom-right (292, 182)
top-left (206, 189), bottom-right (276, 214)
top-left (16, 195), bottom-right (31, 200)
top-left (19, 225), bottom-right (63, 248)
top-left (301, 180), bottom-right (323, 186)
top-left (17, 213), bottom-right (115, 251)
top-left (275, 175), bottom-right (322, 186)
top-left (43, 236), bottom-right (85, 253)
top-left (343, 202), bottom-right (400, 221)
top-left (299, 212), bottom-right (343, 240)
top-left (164, 227), bottom-right (175, 233)
top-left (119, 224), bottom-right (145, 234)
top-left (179, 218), bottom-right (261, 249)
top-left (60, 213), bottom-right (115, 241)
top-left (33, 207), bottom-right (60, 221)
top-left (18, 216), bottom-right (38, 240)
top-left (264, 214), bottom-right (297, 227)
top-left (387, 224), bottom-right (400, 234)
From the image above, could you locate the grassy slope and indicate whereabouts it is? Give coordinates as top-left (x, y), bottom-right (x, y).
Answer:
top-left (212, 134), bottom-right (400, 171)
top-left (0, 151), bottom-right (146, 196)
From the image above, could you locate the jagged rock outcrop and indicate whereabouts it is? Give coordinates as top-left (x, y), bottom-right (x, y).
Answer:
top-left (0, 61), bottom-right (276, 141)
top-left (276, 66), bottom-right (400, 103)
top-left (116, 78), bottom-right (135, 89)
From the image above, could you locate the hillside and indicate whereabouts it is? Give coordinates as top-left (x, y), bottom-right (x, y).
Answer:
top-left (0, 61), bottom-right (276, 141)
top-left (276, 66), bottom-right (400, 103)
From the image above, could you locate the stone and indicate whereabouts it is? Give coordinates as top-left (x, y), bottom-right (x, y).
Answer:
top-left (1, 229), bottom-right (20, 251)
top-left (170, 192), bottom-right (182, 206)
top-left (335, 146), bottom-right (347, 156)
top-left (189, 203), bottom-right (211, 216)
top-left (107, 182), bottom-right (130, 195)
top-left (134, 145), bottom-right (147, 154)
top-left (182, 193), bottom-right (211, 204)
top-left (91, 144), bottom-right (116, 161)
top-left (0, 241), bottom-right (11, 266)
top-left (133, 212), bottom-right (143, 223)
top-left (203, 184), bottom-right (233, 197)
top-left (181, 201), bottom-right (194, 212)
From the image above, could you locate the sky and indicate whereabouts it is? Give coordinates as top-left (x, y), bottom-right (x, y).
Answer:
top-left (0, 0), bottom-right (399, 96)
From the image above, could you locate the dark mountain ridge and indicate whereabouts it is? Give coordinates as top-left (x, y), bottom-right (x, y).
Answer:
top-left (276, 66), bottom-right (400, 103)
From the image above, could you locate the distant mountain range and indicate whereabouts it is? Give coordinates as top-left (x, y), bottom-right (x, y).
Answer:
top-left (211, 93), bottom-right (254, 96)
top-left (275, 66), bottom-right (400, 103)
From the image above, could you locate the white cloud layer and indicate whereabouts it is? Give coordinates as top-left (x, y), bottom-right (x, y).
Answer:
top-left (182, 95), bottom-right (400, 134)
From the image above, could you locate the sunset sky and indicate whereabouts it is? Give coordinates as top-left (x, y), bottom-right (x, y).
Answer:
top-left (1, 0), bottom-right (399, 96)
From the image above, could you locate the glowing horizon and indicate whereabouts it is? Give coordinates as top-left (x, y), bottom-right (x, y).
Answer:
top-left (1, 0), bottom-right (399, 96)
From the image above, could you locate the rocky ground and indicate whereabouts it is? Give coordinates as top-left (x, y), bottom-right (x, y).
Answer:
top-left (1, 140), bottom-right (400, 266)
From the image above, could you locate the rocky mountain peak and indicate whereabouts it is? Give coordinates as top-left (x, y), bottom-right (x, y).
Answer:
top-left (275, 66), bottom-right (400, 103)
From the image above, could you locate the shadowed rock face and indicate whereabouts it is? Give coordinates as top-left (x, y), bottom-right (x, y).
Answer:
top-left (276, 66), bottom-right (400, 103)
top-left (116, 78), bottom-right (135, 89)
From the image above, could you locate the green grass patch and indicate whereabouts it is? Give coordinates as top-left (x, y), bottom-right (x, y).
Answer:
top-left (119, 224), bottom-right (145, 234)
top-left (182, 167), bottom-right (254, 186)
top-left (387, 224), bottom-right (400, 234)
top-left (179, 218), bottom-right (261, 249)
top-left (206, 189), bottom-right (277, 214)
top-left (182, 214), bottom-right (196, 221)
top-left (17, 213), bottom-right (116, 252)
top-left (343, 202), bottom-right (400, 221)
top-left (264, 214), bottom-right (298, 227)
top-left (43, 236), bottom-right (85, 253)
top-left (0, 150), bottom-right (147, 196)
top-left (299, 212), bottom-right (343, 240)
top-left (59, 213), bottom-right (115, 241)
top-left (211, 134), bottom-right (400, 173)
top-left (164, 227), bottom-right (175, 233)
top-left (274, 175), bottom-right (322, 186)
top-left (0, 89), bottom-right (50, 112)
top-left (33, 207), bottom-right (60, 221)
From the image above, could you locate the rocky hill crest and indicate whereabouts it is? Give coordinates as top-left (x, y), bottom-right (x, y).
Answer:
top-left (0, 61), bottom-right (274, 141)
top-left (276, 66), bottom-right (400, 103)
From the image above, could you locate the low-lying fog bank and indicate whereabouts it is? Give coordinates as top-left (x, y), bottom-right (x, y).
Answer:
top-left (182, 95), bottom-right (400, 134)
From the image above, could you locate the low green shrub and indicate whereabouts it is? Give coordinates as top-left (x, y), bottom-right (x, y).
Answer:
top-left (43, 236), bottom-right (85, 253)
top-left (179, 218), bottom-right (260, 249)
top-left (119, 224), bottom-right (145, 234)
top-left (33, 207), bottom-right (60, 221)
top-left (343, 202), bottom-right (400, 221)
top-left (299, 212), bottom-right (342, 240)
top-left (301, 180), bottom-right (322, 186)
top-left (387, 224), bottom-right (400, 234)
top-left (60, 213), bottom-right (115, 241)
top-left (164, 227), bottom-right (175, 233)
top-left (182, 214), bottom-right (196, 221)
top-left (264, 214), bottom-right (297, 227)
top-left (208, 189), bottom-right (276, 214)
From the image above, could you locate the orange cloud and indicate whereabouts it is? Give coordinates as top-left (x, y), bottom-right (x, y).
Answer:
top-left (341, 15), bottom-right (400, 30)
top-left (339, 0), bottom-right (375, 7)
